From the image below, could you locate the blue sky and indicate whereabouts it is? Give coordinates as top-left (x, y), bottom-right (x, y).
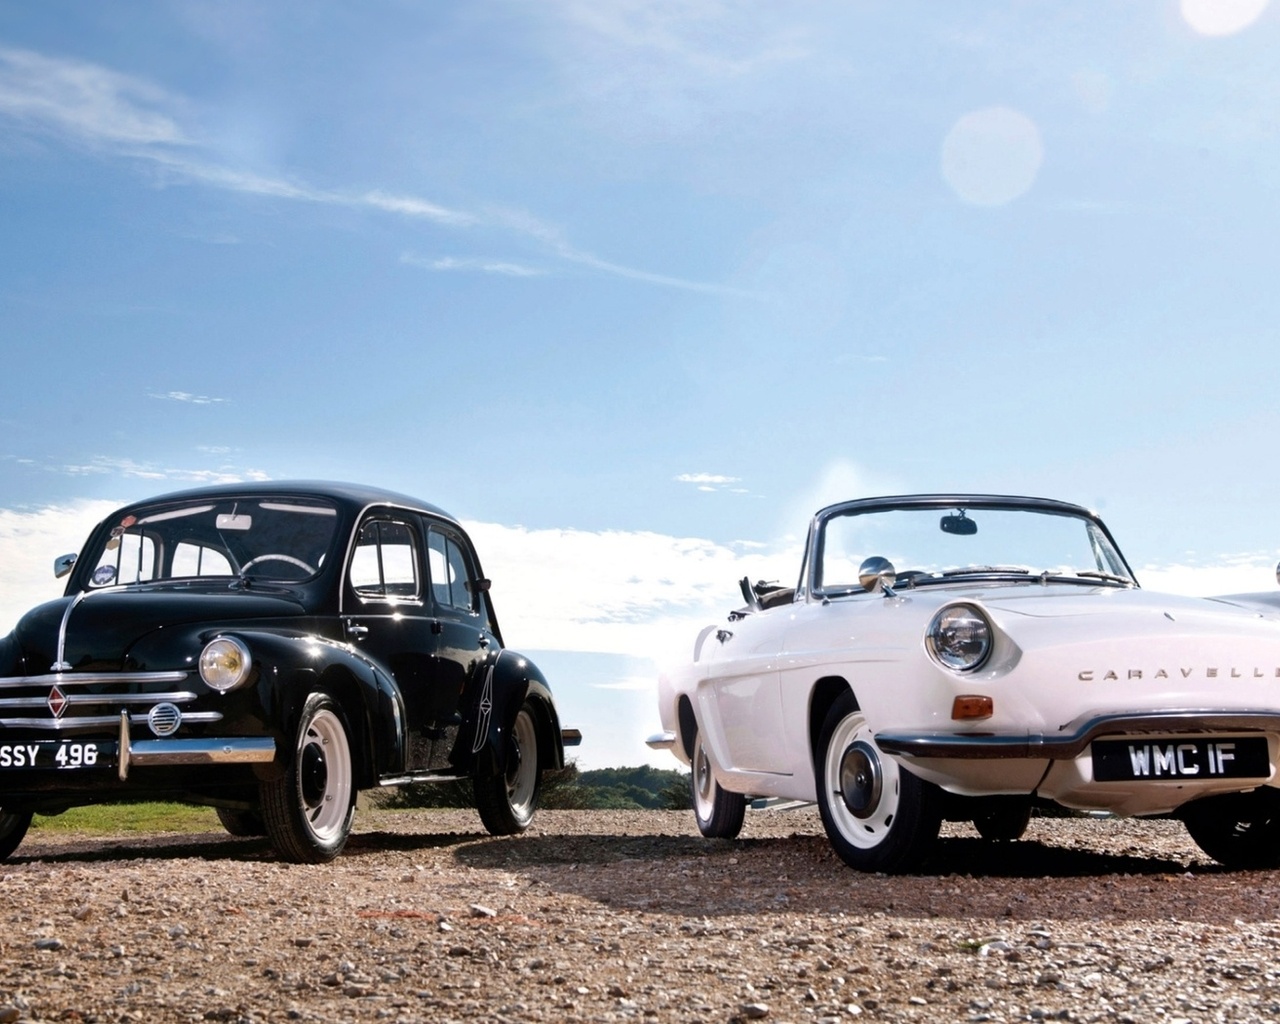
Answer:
top-left (2, 0), bottom-right (1280, 768)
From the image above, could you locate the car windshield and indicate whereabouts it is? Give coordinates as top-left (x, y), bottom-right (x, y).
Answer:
top-left (84, 497), bottom-right (341, 587)
top-left (815, 504), bottom-right (1134, 595)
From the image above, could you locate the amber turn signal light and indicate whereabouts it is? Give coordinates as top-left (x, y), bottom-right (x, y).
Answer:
top-left (951, 695), bottom-right (994, 720)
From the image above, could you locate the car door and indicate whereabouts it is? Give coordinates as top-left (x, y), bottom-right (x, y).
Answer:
top-left (423, 521), bottom-right (499, 759)
top-left (342, 512), bottom-right (449, 772)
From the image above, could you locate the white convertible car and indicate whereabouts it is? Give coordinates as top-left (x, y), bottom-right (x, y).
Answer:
top-left (648, 494), bottom-right (1280, 872)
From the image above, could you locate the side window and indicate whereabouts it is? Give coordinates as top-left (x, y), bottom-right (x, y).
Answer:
top-left (350, 519), bottom-right (421, 599)
top-left (427, 527), bottom-right (476, 613)
top-left (90, 532), bottom-right (157, 587)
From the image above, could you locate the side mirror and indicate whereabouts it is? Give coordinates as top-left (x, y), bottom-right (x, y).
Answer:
top-left (54, 553), bottom-right (77, 579)
top-left (1275, 561), bottom-right (1280, 587)
top-left (941, 513), bottom-right (977, 536)
top-left (465, 578), bottom-right (492, 594)
top-left (858, 556), bottom-right (897, 595)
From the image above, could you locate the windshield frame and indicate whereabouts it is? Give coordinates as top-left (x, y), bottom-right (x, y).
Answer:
top-left (800, 494), bottom-right (1137, 601)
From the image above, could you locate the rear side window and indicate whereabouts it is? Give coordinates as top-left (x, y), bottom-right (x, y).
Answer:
top-left (350, 519), bottom-right (421, 599)
top-left (427, 527), bottom-right (475, 612)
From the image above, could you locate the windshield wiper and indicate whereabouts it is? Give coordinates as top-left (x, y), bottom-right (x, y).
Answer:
top-left (938, 565), bottom-right (1032, 577)
top-left (1073, 571), bottom-right (1135, 587)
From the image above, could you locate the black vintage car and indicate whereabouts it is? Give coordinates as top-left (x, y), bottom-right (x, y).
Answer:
top-left (0, 481), bottom-right (578, 862)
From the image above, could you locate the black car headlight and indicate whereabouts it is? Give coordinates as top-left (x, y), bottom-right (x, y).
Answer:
top-left (926, 604), bottom-right (992, 672)
top-left (199, 636), bottom-right (252, 692)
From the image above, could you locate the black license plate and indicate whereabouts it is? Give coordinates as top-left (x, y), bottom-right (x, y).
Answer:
top-left (0, 740), bottom-right (116, 770)
top-left (1092, 736), bottom-right (1270, 782)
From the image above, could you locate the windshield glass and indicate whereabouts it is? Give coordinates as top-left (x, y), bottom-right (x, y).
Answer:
top-left (815, 504), bottom-right (1133, 595)
top-left (84, 497), bottom-right (340, 587)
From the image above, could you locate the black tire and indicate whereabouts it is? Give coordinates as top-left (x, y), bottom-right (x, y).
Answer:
top-left (0, 809), bottom-right (32, 861)
top-left (814, 691), bottom-right (941, 873)
top-left (690, 724), bottom-right (745, 839)
top-left (972, 798), bottom-right (1032, 842)
top-left (475, 701), bottom-right (541, 835)
top-left (215, 806), bottom-right (266, 838)
top-left (260, 692), bottom-right (356, 864)
top-left (1182, 789), bottom-right (1280, 869)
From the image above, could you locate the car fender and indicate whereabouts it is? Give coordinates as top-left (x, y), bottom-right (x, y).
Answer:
top-left (227, 630), bottom-right (408, 786)
top-left (467, 649), bottom-right (566, 778)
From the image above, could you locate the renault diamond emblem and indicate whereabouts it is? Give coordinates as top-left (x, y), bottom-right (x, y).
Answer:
top-left (48, 685), bottom-right (68, 719)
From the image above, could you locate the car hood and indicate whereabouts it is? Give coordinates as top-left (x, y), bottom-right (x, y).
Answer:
top-left (8, 587), bottom-right (308, 675)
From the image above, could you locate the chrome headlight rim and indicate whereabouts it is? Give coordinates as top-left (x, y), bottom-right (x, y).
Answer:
top-left (199, 636), bottom-right (253, 693)
top-left (925, 603), bottom-right (993, 673)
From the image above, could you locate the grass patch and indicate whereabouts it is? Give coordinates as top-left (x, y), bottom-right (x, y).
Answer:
top-left (32, 802), bottom-right (220, 834)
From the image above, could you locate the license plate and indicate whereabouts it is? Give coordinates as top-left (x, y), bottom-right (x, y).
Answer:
top-left (1092, 736), bottom-right (1270, 782)
top-left (0, 740), bottom-right (115, 770)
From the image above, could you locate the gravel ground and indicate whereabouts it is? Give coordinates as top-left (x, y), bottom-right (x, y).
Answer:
top-left (3, 807), bottom-right (1280, 1024)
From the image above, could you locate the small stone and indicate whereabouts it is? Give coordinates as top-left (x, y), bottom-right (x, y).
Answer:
top-left (741, 1004), bottom-right (769, 1020)
top-left (0, 1007), bottom-right (19, 1024)
top-left (469, 904), bottom-right (497, 918)
top-left (34, 937), bottom-right (64, 951)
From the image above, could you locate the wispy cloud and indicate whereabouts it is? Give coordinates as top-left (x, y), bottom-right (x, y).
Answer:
top-left (52, 456), bottom-right (266, 485)
top-left (401, 253), bottom-right (547, 278)
top-left (675, 472), bottom-right (745, 493)
top-left (0, 45), bottom-right (189, 148)
top-left (0, 45), bottom-right (735, 295)
top-left (148, 390), bottom-right (229, 405)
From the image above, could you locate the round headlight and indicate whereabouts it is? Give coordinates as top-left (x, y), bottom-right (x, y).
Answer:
top-left (926, 605), bottom-right (992, 672)
top-left (199, 636), bottom-right (252, 692)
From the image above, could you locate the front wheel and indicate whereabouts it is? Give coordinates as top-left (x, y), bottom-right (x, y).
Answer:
top-left (690, 725), bottom-right (745, 839)
top-left (216, 806), bottom-right (266, 838)
top-left (260, 692), bottom-right (356, 863)
top-left (814, 691), bottom-right (941, 873)
top-left (972, 797), bottom-right (1032, 842)
top-left (1182, 789), bottom-right (1280, 869)
top-left (0, 808), bottom-right (32, 861)
top-left (476, 701), bottom-right (542, 835)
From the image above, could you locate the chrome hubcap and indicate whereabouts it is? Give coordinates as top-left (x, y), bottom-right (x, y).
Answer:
top-left (838, 740), bottom-right (882, 819)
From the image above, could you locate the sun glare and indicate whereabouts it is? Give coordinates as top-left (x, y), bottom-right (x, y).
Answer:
top-left (1181, 0), bottom-right (1270, 36)
top-left (941, 106), bottom-right (1044, 207)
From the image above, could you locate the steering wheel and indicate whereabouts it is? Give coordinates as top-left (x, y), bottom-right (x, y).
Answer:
top-left (241, 553), bottom-right (317, 576)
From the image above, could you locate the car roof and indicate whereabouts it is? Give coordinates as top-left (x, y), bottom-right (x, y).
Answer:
top-left (109, 480), bottom-right (458, 524)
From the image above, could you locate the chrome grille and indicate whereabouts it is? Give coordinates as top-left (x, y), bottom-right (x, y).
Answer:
top-left (0, 671), bottom-right (222, 731)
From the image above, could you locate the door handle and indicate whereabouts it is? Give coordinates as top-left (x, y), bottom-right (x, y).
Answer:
top-left (477, 635), bottom-right (489, 648)
top-left (347, 623), bottom-right (369, 640)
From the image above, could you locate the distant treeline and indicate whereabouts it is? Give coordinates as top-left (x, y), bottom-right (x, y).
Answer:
top-left (378, 762), bottom-right (692, 812)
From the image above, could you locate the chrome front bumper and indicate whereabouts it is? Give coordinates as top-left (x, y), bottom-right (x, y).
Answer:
top-left (875, 710), bottom-right (1280, 760)
top-left (117, 711), bottom-right (276, 781)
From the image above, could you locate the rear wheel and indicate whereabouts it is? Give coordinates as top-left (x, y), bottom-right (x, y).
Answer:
top-left (690, 725), bottom-right (745, 839)
top-left (215, 806), bottom-right (266, 838)
top-left (815, 691), bottom-right (941, 872)
top-left (260, 692), bottom-right (356, 863)
top-left (1182, 789), bottom-right (1280, 869)
top-left (476, 701), bottom-right (541, 835)
top-left (972, 797), bottom-right (1032, 842)
top-left (0, 808), bottom-right (32, 861)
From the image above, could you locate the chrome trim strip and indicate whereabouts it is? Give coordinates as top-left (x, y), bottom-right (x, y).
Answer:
top-left (0, 671), bottom-right (190, 688)
top-left (3, 712), bottom-right (223, 731)
top-left (0, 691), bottom-right (199, 709)
top-left (645, 730), bottom-right (677, 751)
top-left (875, 710), bottom-right (1280, 760)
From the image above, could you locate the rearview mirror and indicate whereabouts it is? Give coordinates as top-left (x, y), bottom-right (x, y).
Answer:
top-left (941, 513), bottom-right (977, 536)
top-left (53, 553), bottom-right (77, 579)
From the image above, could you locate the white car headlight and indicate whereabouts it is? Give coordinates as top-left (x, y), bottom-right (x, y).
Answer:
top-left (926, 604), bottom-right (992, 672)
top-left (199, 636), bottom-right (252, 692)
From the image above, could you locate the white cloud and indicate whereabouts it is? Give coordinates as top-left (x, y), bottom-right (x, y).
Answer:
top-left (52, 456), bottom-right (267, 485)
top-left (148, 390), bottom-right (229, 405)
top-left (0, 46), bottom-right (189, 148)
top-left (401, 253), bottom-right (547, 278)
top-left (464, 520), bottom-right (798, 665)
top-left (675, 472), bottom-right (740, 486)
top-left (0, 500), bottom-right (118, 632)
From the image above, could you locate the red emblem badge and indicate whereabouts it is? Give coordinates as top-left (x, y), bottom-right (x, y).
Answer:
top-left (48, 686), bottom-right (67, 718)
